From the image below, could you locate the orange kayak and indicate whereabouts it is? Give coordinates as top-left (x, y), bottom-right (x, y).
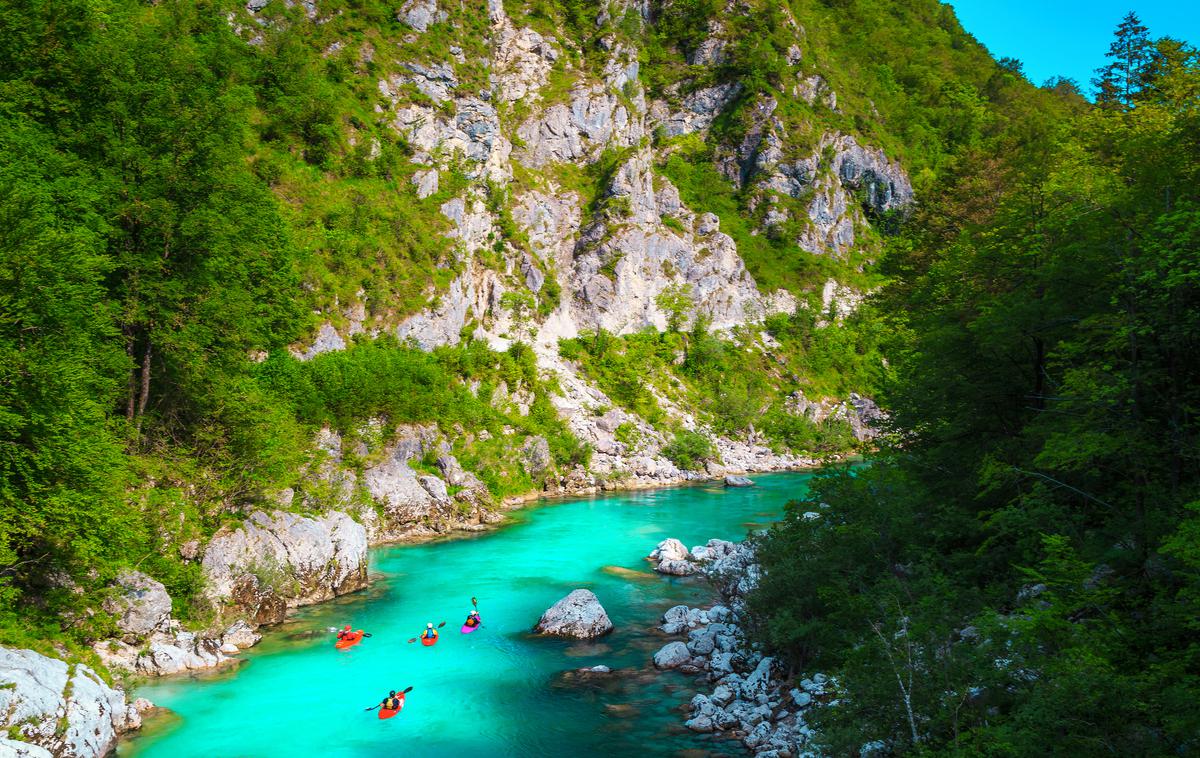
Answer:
top-left (420, 632), bottom-right (438, 647)
top-left (335, 631), bottom-right (364, 650)
top-left (378, 694), bottom-right (405, 719)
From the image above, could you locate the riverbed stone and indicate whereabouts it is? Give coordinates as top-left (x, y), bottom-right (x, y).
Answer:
top-left (687, 627), bottom-right (717, 656)
top-left (649, 538), bottom-right (689, 562)
top-left (660, 604), bottom-right (690, 634)
top-left (221, 619), bottom-right (261, 649)
top-left (724, 475), bottom-right (754, 487)
top-left (534, 589), bottom-right (613, 639)
top-left (653, 641), bottom-right (692, 669)
top-left (655, 558), bottom-right (698, 576)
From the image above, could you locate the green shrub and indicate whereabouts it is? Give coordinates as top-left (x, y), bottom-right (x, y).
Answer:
top-left (662, 430), bottom-right (715, 470)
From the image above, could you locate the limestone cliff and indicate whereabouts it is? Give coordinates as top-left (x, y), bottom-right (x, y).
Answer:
top-left (269, 0), bottom-right (903, 505)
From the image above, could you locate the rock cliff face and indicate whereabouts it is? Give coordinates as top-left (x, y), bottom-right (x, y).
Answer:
top-left (201, 510), bottom-right (368, 623)
top-left (0, 647), bottom-right (142, 758)
top-left (287, 0), bottom-right (910, 357)
top-left (182, 0), bottom-right (906, 654)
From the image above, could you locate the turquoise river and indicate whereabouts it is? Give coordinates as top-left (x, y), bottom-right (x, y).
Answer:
top-left (121, 471), bottom-right (822, 758)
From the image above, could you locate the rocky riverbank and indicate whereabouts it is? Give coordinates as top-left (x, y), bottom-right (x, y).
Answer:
top-left (0, 646), bottom-right (155, 758)
top-left (648, 537), bottom-right (833, 757)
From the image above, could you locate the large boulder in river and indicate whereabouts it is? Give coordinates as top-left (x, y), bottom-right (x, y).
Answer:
top-left (534, 589), bottom-right (613, 639)
top-left (723, 475), bottom-right (754, 487)
top-left (649, 538), bottom-right (689, 562)
top-left (202, 510), bottom-right (368, 622)
top-left (0, 646), bottom-right (140, 757)
top-left (102, 570), bottom-right (172, 637)
top-left (649, 538), bottom-right (699, 575)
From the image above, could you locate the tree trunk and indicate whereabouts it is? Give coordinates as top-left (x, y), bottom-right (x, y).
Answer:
top-left (125, 335), bottom-right (137, 422)
top-left (135, 340), bottom-right (152, 430)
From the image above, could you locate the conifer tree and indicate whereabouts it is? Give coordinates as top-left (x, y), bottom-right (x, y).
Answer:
top-left (1092, 11), bottom-right (1153, 108)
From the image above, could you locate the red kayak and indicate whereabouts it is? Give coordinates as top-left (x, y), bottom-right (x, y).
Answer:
top-left (461, 617), bottom-right (482, 634)
top-left (335, 631), bottom-right (364, 650)
top-left (420, 632), bottom-right (438, 647)
top-left (378, 693), bottom-right (405, 720)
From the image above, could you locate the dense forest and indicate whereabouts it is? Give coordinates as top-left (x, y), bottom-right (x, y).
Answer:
top-left (751, 14), bottom-right (1200, 755)
top-left (1, 0), bottom-right (1198, 753)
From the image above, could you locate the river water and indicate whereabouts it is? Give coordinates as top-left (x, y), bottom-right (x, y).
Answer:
top-left (120, 471), bottom-right (819, 758)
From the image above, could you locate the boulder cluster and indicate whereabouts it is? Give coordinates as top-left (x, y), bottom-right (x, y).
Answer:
top-left (651, 538), bottom-right (834, 757)
top-left (647, 536), bottom-right (742, 577)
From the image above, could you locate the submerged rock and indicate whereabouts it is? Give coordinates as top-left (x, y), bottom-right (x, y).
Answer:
top-left (534, 589), bottom-right (613, 639)
top-left (723, 475), bottom-right (754, 487)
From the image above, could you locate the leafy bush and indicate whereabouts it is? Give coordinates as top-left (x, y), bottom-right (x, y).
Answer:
top-left (662, 430), bottom-right (715, 470)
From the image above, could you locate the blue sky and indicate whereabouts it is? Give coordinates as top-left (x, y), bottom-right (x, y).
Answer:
top-left (948, 1), bottom-right (1200, 92)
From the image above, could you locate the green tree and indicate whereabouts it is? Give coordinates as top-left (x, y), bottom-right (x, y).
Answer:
top-left (1092, 11), bottom-right (1153, 108)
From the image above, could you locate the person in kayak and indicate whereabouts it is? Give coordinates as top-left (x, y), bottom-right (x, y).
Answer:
top-left (421, 622), bottom-right (437, 640)
top-left (381, 690), bottom-right (401, 711)
top-left (464, 610), bottom-right (481, 628)
top-left (337, 625), bottom-right (353, 640)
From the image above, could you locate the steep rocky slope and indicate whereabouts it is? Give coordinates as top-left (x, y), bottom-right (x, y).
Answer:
top-left (265, 0), bottom-right (903, 505)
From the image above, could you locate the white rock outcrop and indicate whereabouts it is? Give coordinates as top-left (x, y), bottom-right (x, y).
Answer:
top-left (103, 570), bottom-right (172, 637)
top-left (0, 647), bottom-right (140, 758)
top-left (534, 589), bottom-right (613, 639)
top-left (202, 509), bottom-right (368, 623)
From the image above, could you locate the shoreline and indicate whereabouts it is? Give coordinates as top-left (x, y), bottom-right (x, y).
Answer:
top-left (135, 461), bottom-right (838, 672)
top-left (378, 453), bottom-right (854, 549)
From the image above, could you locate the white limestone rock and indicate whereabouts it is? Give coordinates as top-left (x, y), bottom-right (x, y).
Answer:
top-left (221, 619), bottom-right (262, 648)
top-left (653, 641), bottom-right (692, 670)
top-left (396, 0), bottom-right (446, 32)
top-left (103, 570), bottom-right (172, 637)
top-left (202, 510), bottom-right (368, 614)
top-left (0, 647), bottom-right (136, 758)
top-left (649, 538), bottom-right (689, 562)
top-left (534, 589), bottom-right (613, 639)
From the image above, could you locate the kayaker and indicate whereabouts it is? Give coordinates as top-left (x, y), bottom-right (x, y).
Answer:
top-left (381, 690), bottom-right (401, 710)
top-left (464, 610), bottom-right (481, 628)
top-left (337, 625), bottom-right (353, 640)
top-left (421, 622), bottom-right (437, 640)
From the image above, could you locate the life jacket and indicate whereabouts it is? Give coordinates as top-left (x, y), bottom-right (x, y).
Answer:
top-left (384, 697), bottom-right (399, 710)
top-left (466, 616), bottom-right (478, 627)
top-left (422, 628), bottom-right (436, 638)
